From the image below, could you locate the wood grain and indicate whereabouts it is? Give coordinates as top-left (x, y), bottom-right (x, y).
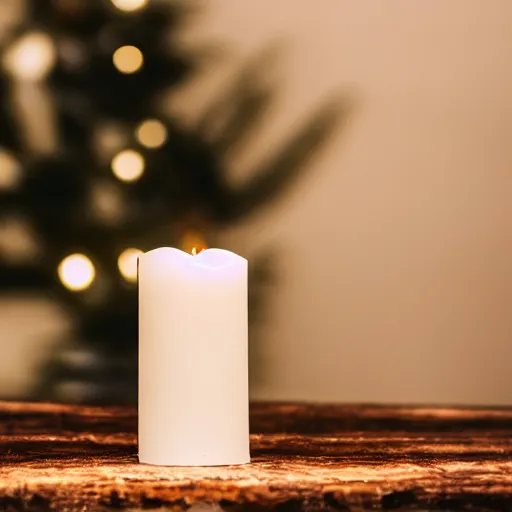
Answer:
top-left (1, 401), bottom-right (512, 511)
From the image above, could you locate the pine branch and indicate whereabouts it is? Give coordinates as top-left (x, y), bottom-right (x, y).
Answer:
top-left (197, 42), bottom-right (283, 139)
top-left (224, 96), bottom-right (351, 223)
top-left (213, 85), bottom-right (273, 156)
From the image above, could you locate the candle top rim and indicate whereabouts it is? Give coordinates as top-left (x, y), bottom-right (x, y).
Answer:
top-left (140, 247), bottom-right (247, 269)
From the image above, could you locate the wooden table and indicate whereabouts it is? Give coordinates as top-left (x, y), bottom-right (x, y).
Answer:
top-left (1, 401), bottom-right (512, 511)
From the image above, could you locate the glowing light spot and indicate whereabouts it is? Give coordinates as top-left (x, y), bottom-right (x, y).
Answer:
top-left (113, 45), bottom-right (143, 74)
top-left (94, 122), bottom-right (128, 161)
top-left (58, 37), bottom-right (87, 71)
top-left (111, 0), bottom-right (147, 12)
top-left (136, 119), bottom-right (167, 149)
top-left (111, 149), bottom-right (145, 182)
top-left (0, 149), bottom-right (21, 190)
top-left (90, 181), bottom-right (125, 223)
top-left (117, 248), bottom-right (143, 282)
top-left (0, 217), bottom-right (39, 263)
top-left (58, 254), bottom-right (95, 291)
top-left (3, 32), bottom-right (56, 81)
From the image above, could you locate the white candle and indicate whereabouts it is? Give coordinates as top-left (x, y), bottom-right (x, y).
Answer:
top-left (138, 247), bottom-right (250, 466)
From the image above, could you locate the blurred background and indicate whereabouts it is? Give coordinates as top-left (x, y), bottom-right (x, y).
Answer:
top-left (0, 0), bottom-right (510, 406)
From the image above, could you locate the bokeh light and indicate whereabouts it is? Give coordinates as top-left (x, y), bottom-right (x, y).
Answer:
top-left (90, 181), bottom-right (125, 223)
top-left (136, 119), bottom-right (168, 149)
top-left (0, 149), bottom-right (21, 190)
top-left (117, 248), bottom-right (143, 282)
top-left (94, 122), bottom-right (128, 160)
top-left (58, 37), bottom-right (87, 72)
top-left (111, 0), bottom-right (147, 12)
top-left (3, 32), bottom-right (56, 81)
top-left (112, 45), bottom-right (143, 74)
top-left (111, 149), bottom-right (145, 182)
top-left (54, 0), bottom-right (87, 16)
top-left (58, 253), bottom-right (96, 291)
top-left (0, 217), bottom-right (39, 263)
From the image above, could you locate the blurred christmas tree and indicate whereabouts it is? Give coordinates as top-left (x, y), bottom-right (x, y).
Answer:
top-left (0, 0), bottom-right (344, 404)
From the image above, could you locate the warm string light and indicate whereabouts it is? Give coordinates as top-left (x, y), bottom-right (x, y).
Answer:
top-left (58, 37), bottom-right (87, 72)
top-left (136, 119), bottom-right (167, 149)
top-left (58, 254), bottom-right (96, 291)
top-left (90, 181), bottom-right (125, 223)
top-left (3, 32), bottom-right (56, 81)
top-left (0, 149), bottom-right (21, 190)
top-left (113, 45), bottom-right (143, 74)
top-left (117, 248), bottom-right (143, 282)
top-left (111, 0), bottom-right (148, 12)
top-left (0, 217), bottom-right (39, 263)
top-left (94, 122), bottom-right (128, 161)
top-left (111, 149), bottom-right (145, 182)
top-left (54, 0), bottom-right (87, 16)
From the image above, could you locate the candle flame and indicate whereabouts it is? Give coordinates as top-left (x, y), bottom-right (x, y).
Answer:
top-left (191, 246), bottom-right (205, 256)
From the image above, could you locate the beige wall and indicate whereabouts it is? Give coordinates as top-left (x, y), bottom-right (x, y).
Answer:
top-left (191, 1), bottom-right (512, 404)
top-left (0, 297), bottom-right (69, 398)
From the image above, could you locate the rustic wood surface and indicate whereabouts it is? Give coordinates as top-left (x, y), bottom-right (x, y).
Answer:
top-left (1, 401), bottom-right (512, 511)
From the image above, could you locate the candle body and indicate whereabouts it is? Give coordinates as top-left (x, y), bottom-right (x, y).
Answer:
top-left (138, 248), bottom-right (249, 466)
